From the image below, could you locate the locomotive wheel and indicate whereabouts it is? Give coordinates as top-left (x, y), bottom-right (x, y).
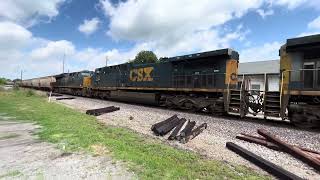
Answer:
top-left (180, 99), bottom-right (199, 112)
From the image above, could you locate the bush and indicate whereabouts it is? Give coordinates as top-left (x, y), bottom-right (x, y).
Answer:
top-left (13, 86), bottom-right (20, 91)
top-left (0, 78), bottom-right (6, 85)
top-left (26, 90), bottom-right (35, 97)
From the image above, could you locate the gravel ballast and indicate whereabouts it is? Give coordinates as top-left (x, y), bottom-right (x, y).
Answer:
top-left (55, 95), bottom-right (320, 179)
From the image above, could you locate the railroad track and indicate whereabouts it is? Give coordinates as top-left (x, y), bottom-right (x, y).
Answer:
top-left (51, 92), bottom-right (320, 132)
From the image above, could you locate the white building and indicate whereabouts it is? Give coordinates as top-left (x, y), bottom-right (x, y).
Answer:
top-left (238, 60), bottom-right (280, 92)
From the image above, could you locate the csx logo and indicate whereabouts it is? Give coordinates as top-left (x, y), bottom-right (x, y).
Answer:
top-left (130, 67), bottom-right (153, 82)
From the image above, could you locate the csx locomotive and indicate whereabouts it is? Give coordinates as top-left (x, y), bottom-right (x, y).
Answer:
top-left (21, 34), bottom-right (320, 128)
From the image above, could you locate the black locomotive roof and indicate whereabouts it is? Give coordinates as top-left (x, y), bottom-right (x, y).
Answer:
top-left (286, 34), bottom-right (320, 52)
top-left (166, 48), bottom-right (239, 62)
top-left (54, 70), bottom-right (93, 78)
top-left (94, 48), bottom-right (239, 71)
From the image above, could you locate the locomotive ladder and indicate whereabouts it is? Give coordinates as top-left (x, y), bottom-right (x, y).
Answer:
top-left (264, 91), bottom-right (281, 118)
top-left (228, 89), bottom-right (246, 117)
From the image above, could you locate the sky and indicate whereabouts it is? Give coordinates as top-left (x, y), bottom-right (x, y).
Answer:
top-left (0, 0), bottom-right (320, 79)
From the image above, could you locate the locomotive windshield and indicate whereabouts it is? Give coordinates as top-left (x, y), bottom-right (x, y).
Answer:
top-left (81, 72), bottom-right (91, 76)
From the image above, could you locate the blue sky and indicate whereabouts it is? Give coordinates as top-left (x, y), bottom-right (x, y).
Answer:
top-left (0, 0), bottom-right (320, 79)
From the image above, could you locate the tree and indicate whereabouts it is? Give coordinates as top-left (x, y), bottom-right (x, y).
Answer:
top-left (131, 50), bottom-right (158, 64)
top-left (0, 78), bottom-right (7, 85)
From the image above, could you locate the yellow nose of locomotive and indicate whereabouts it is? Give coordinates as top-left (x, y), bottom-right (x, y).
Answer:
top-left (83, 76), bottom-right (92, 88)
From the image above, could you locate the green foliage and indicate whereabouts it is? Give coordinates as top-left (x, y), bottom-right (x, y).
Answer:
top-left (0, 170), bottom-right (22, 178)
top-left (13, 86), bottom-right (20, 91)
top-left (0, 78), bottom-right (6, 85)
top-left (131, 50), bottom-right (158, 64)
top-left (26, 89), bottom-right (35, 97)
top-left (0, 91), bottom-right (269, 180)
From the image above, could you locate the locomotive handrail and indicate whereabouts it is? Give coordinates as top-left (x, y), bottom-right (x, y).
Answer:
top-left (171, 72), bottom-right (226, 89)
top-left (280, 71), bottom-right (285, 108)
top-left (240, 74), bottom-right (245, 100)
top-left (227, 75), bottom-right (231, 110)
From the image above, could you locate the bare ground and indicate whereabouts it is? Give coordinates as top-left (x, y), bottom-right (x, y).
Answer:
top-left (55, 95), bottom-right (320, 180)
top-left (0, 115), bottom-right (134, 180)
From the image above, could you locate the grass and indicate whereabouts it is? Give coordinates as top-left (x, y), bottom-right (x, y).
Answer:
top-left (0, 90), bottom-right (270, 179)
top-left (0, 170), bottom-right (22, 178)
top-left (0, 78), bottom-right (6, 85)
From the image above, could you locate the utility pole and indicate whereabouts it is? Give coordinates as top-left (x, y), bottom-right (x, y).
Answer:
top-left (62, 53), bottom-right (65, 73)
top-left (106, 56), bottom-right (109, 67)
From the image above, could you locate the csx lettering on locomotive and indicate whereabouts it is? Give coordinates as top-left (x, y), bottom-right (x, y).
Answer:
top-left (129, 67), bottom-right (154, 82)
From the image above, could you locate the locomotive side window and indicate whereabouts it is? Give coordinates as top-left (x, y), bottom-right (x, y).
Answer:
top-left (303, 62), bottom-right (315, 89)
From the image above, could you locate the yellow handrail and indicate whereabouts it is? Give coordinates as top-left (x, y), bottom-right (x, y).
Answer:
top-left (280, 71), bottom-right (285, 108)
top-left (240, 74), bottom-right (245, 100)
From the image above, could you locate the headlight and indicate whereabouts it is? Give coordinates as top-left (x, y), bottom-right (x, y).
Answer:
top-left (230, 73), bottom-right (237, 80)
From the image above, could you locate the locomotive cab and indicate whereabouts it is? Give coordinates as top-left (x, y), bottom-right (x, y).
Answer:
top-left (280, 34), bottom-right (320, 128)
top-left (53, 70), bottom-right (93, 96)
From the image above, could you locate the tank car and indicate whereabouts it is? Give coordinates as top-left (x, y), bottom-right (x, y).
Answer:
top-left (21, 76), bottom-right (55, 91)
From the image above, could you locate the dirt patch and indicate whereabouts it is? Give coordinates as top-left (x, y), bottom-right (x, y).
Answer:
top-left (0, 117), bottom-right (135, 179)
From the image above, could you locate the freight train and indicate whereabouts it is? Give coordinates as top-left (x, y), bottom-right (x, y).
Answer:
top-left (21, 34), bottom-right (320, 128)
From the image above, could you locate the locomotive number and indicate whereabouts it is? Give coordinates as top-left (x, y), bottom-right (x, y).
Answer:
top-left (129, 67), bottom-right (154, 82)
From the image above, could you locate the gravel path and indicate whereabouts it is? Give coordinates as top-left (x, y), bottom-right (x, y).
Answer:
top-left (55, 95), bottom-right (320, 179)
top-left (0, 115), bottom-right (134, 180)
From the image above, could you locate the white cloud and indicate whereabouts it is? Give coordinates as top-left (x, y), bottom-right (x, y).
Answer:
top-left (297, 16), bottom-right (320, 37)
top-left (268, 0), bottom-right (320, 10)
top-left (99, 0), bottom-right (320, 61)
top-left (78, 17), bottom-right (100, 35)
top-left (100, 0), bottom-right (263, 42)
top-left (240, 42), bottom-right (282, 62)
top-left (0, 0), bottom-right (66, 27)
top-left (256, 9), bottom-right (274, 19)
top-left (74, 43), bottom-right (152, 69)
top-left (0, 20), bottom-right (145, 79)
top-left (30, 40), bottom-right (75, 61)
top-left (0, 21), bottom-right (75, 79)
top-left (308, 16), bottom-right (320, 30)
top-left (2, 0), bottom-right (320, 79)
top-left (99, 0), bottom-right (260, 58)
top-left (0, 21), bottom-right (32, 52)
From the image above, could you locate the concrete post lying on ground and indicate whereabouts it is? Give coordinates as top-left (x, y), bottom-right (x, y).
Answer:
top-left (182, 123), bottom-right (207, 144)
top-left (257, 129), bottom-right (320, 172)
top-left (178, 120), bottom-right (196, 142)
top-left (226, 142), bottom-right (303, 180)
top-left (151, 115), bottom-right (180, 136)
top-left (168, 118), bottom-right (187, 140)
top-left (86, 106), bottom-right (120, 116)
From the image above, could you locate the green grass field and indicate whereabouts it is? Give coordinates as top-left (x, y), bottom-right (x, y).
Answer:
top-left (0, 89), bottom-right (270, 179)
